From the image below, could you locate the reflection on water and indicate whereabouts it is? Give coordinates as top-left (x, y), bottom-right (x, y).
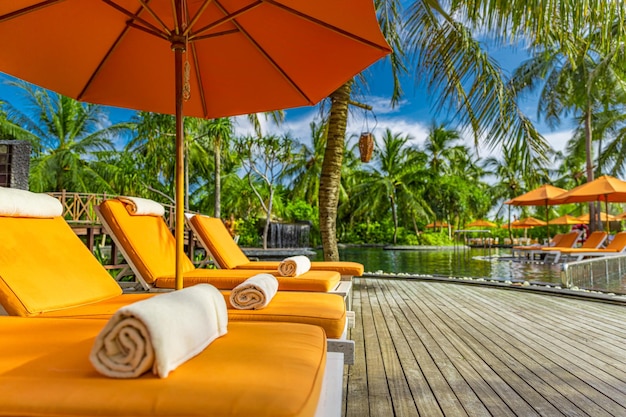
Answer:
top-left (315, 246), bottom-right (562, 284)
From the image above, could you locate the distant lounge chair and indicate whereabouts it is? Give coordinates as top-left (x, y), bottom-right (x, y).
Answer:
top-left (514, 231), bottom-right (580, 262)
top-left (512, 233), bottom-right (564, 260)
top-left (186, 213), bottom-right (364, 280)
top-left (556, 231), bottom-right (626, 262)
top-left (96, 198), bottom-right (352, 299)
top-left (541, 231), bottom-right (608, 263)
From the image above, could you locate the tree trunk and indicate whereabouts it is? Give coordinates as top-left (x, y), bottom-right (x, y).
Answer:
top-left (262, 189), bottom-right (274, 250)
top-left (319, 80), bottom-right (352, 261)
top-left (390, 194), bottom-right (398, 245)
top-left (584, 108), bottom-right (596, 231)
top-left (214, 135), bottom-right (221, 218)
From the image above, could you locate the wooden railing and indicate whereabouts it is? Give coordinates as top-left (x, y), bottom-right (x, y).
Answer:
top-left (46, 192), bottom-right (204, 283)
top-left (48, 191), bottom-right (177, 228)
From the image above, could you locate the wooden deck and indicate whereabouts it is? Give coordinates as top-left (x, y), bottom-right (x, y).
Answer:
top-left (344, 278), bottom-right (626, 417)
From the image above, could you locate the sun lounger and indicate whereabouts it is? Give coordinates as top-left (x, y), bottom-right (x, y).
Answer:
top-left (556, 231), bottom-right (626, 262)
top-left (186, 213), bottom-right (364, 280)
top-left (0, 188), bottom-right (354, 363)
top-left (0, 316), bottom-right (341, 417)
top-left (515, 231), bottom-right (580, 262)
top-left (541, 231), bottom-right (608, 263)
top-left (511, 233), bottom-right (563, 259)
top-left (97, 199), bottom-right (352, 300)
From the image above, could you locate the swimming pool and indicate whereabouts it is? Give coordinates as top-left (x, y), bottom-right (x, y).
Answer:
top-left (315, 246), bottom-right (563, 284)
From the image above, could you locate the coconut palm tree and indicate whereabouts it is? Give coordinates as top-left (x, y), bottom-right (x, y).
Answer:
top-left (350, 128), bottom-right (430, 244)
top-left (319, 0), bottom-right (626, 260)
top-left (285, 120), bottom-right (328, 208)
top-left (0, 81), bottom-right (133, 192)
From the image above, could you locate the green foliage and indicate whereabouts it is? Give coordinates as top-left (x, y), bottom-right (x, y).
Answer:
top-left (235, 217), bottom-right (262, 247)
top-left (417, 231), bottom-right (454, 246)
top-left (285, 200), bottom-right (315, 222)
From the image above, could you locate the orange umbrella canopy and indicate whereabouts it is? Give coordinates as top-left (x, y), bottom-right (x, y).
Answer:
top-left (548, 214), bottom-right (583, 225)
top-left (0, 1), bottom-right (390, 290)
top-left (576, 212), bottom-right (617, 224)
top-left (466, 219), bottom-right (497, 228)
top-left (551, 175), bottom-right (626, 204)
top-left (0, 1), bottom-right (391, 119)
top-left (506, 185), bottom-right (564, 238)
top-left (506, 184), bottom-right (568, 206)
top-left (503, 217), bottom-right (547, 229)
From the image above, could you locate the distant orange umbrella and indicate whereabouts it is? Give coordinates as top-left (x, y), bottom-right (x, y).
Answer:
top-left (551, 175), bottom-right (626, 231)
top-left (576, 212), bottom-right (617, 224)
top-left (0, 1), bottom-right (391, 290)
top-left (506, 184), bottom-right (566, 239)
top-left (466, 219), bottom-right (497, 228)
top-left (548, 214), bottom-right (583, 225)
top-left (502, 217), bottom-right (547, 229)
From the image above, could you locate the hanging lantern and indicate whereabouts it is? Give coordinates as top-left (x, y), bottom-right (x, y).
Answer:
top-left (359, 132), bottom-right (374, 163)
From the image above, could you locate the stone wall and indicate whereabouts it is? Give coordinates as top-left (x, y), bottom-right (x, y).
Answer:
top-left (0, 140), bottom-right (30, 190)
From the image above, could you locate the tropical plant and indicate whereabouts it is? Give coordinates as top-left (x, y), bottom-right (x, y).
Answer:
top-left (0, 81), bottom-right (133, 192)
top-left (350, 128), bottom-right (430, 244)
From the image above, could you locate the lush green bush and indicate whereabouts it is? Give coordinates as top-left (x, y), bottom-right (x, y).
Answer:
top-left (285, 200), bottom-right (315, 222)
top-left (341, 220), bottom-right (394, 244)
top-left (236, 217), bottom-right (262, 247)
top-left (417, 231), bottom-right (454, 246)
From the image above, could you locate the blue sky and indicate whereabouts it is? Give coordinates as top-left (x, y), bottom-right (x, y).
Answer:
top-left (0, 43), bottom-right (573, 158)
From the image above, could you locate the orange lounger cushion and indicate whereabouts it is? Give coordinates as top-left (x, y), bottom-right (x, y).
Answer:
top-left (155, 268), bottom-right (341, 292)
top-left (0, 216), bottom-right (123, 317)
top-left (189, 214), bottom-right (364, 276)
top-left (36, 291), bottom-right (347, 339)
top-left (98, 199), bottom-right (341, 291)
top-left (0, 318), bottom-right (326, 417)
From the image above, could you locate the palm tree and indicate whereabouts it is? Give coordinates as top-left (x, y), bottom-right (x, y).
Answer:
top-left (285, 120), bottom-right (328, 208)
top-left (508, 31), bottom-right (626, 229)
top-left (350, 128), bottom-right (430, 244)
top-left (0, 81), bottom-right (133, 192)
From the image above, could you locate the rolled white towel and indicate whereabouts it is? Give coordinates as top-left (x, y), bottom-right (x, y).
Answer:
top-left (0, 186), bottom-right (63, 218)
top-left (117, 196), bottom-right (165, 217)
top-left (229, 273), bottom-right (279, 310)
top-left (90, 284), bottom-right (228, 378)
top-left (278, 255), bottom-right (311, 277)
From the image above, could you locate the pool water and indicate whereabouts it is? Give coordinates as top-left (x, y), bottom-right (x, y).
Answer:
top-left (315, 246), bottom-right (563, 285)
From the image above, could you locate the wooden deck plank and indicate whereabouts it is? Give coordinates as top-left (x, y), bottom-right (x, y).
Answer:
top-left (343, 278), bottom-right (626, 417)
top-left (423, 284), bottom-right (621, 417)
top-left (359, 280), bottom-right (394, 416)
top-left (367, 283), bottom-right (420, 417)
top-left (344, 282), bottom-right (369, 417)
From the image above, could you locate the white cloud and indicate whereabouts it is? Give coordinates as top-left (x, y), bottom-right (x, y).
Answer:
top-left (542, 129), bottom-right (572, 153)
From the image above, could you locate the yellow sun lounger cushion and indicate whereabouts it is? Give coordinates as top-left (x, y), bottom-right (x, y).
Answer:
top-left (0, 317), bottom-right (326, 417)
top-left (37, 291), bottom-right (347, 339)
top-left (189, 214), bottom-right (364, 276)
top-left (0, 216), bottom-right (124, 317)
top-left (0, 208), bottom-right (347, 338)
top-left (98, 199), bottom-right (341, 292)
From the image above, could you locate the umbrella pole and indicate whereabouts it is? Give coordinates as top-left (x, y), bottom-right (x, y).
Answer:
top-left (605, 196), bottom-right (610, 233)
top-left (546, 200), bottom-right (550, 243)
top-left (173, 4), bottom-right (185, 291)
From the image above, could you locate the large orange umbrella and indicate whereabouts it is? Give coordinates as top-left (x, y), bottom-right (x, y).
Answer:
top-left (0, 1), bottom-right (391, 290)
top-left (506, 184), bottom-right (567, 239)
top-left (551, 175), bottom-right (626, 231)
